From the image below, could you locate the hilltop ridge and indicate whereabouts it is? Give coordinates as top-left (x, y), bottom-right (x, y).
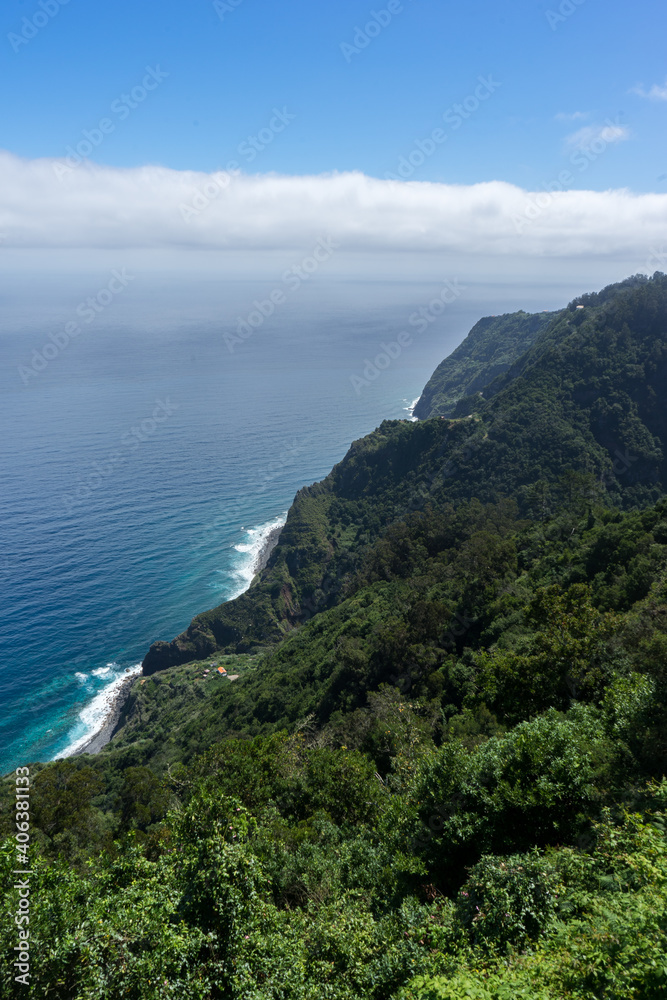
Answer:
top-left (143, 272), bottom-right (667, 675)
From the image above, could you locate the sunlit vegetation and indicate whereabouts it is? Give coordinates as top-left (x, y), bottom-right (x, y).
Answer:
top-left (2, 274), bottom-right (667, 997)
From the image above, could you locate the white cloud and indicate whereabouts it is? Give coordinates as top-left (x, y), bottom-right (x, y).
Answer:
top-left (631, 79), bottom-right (667, 101)
top-left (555, 111), bottom-right (589, 122)
top-left (0, 150), bottom-right (665, 261)
top-left (565, 122), bottom-right (630, 150)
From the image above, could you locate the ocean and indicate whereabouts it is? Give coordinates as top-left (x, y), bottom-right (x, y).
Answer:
top-left (0, 267), bottom-right (565, 773)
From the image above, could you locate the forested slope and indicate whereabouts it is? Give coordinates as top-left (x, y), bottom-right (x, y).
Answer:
top-left (3, 273), bottom-right (667, 999)
top-left (413, 309), bottom-right (553, 419)
top-left (144, 273), bottom-right (667, 673)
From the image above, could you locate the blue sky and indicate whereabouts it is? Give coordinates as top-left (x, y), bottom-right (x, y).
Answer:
top-left (1, 0), bottom-right (665, 191)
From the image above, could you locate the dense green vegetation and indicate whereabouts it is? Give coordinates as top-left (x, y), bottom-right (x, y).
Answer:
top-left (413, 310), bottom-right (553, 419)
top-left (144, 273), bottom-right (667, 672)
top-left (2, 274), bottom-right (667, 997)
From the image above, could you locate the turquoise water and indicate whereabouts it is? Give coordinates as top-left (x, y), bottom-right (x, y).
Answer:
top-left (0, 266), bottom-right (568, 772)
top-left (2, 273), bottom-right (496, 772)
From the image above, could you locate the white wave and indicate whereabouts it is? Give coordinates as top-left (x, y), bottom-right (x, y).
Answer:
top-left (404, 397), bottom-right (420, 422)
top-left (74, 672), bottom-right (88, 683)
top-left (228, 513), bottom-right (287, 600)
top-left (55, 664), bottom-right (142, 759)
top-left (56, 515), bottom-right (287, 761)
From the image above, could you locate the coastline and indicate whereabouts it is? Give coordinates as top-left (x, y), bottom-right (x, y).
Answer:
top-left (254, 523), bottom-right (284, 575)
top-left (72, 517), bottom-right (285, 758)
top-left (72, 673), bottom-right (138, 757)
top-left (406, 396), bottom-right (420, 422)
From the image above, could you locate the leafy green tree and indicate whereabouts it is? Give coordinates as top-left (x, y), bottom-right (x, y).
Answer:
top-left (410, 707), bottom-right (613, 881)
top-left (32, 759), bottom-right (103, 851)
top-left (118, 766), bottom-right (170, 832)
top-left (475, 585), bottom-right (621, 721)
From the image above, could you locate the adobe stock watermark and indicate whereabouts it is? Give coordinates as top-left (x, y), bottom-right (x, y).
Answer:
top-left (554, 247), bottom-right (667, 362)
top-left (13, 767), bottom-right (32, 987)
top-left (340, 0), bottom-right (414, 63)
top-left (179, 107), bottom-right (296, 221)
top-left (8, 0), bottom-right (70, 54)
top-left (62, 398), bottom-right (179, 514)
top-left (554, 248), bottom-right (663, 361)
top-left (385, 76), bottom-right (501, 180)
top-left (213, 0), bottom-right (245, 20)
top-left (350, 279), bottom-right (465, 395)
top-left (513, 117), bottom-right (626, 233)
top-left (192, 437), bottom-right (301, 555)
top-left (643, 246), bottom-right (667, 275)
top-left (546, 0), bottom-right (587, 31)
top-left (601, 447), bottom-right (638, 492)
top-left (189, 438), bottom-right (301, 558)
top-left (53, 67), bottom-right (169, 180)
top-left (224, 236), bottom-right (339, 352)
top-left (257, 438), bottom-right (304, 495)
top-left (18, 268), bottom-right (134, 385)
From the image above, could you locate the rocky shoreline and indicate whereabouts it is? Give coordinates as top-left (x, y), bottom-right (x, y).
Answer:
top-left (254, 524), bottom-right (283, 575)
top-left (73, 673), bottom-right (138, 757)
top-left (76, 521), bottom-right (284, 757)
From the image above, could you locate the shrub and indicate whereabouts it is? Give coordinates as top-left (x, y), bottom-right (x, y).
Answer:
top-left (456, 851), bottom-right (562, 950)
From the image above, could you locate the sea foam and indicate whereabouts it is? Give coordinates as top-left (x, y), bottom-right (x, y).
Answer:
top-left (228, 513), bottom-right (287, 599)
top-left (55, 664), bottom-right (142, 759)
top-left (55, 516), bottom-right (286, 760)
top-left (404, 397), bottom-right (420, 422)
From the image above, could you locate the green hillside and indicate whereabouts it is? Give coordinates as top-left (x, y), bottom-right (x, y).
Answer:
top-left (144, 273), bottom-right (667, 673)
top-left (413, 309), bottom-right (553, 419)
top-left (3, 273), bottom-right (667, 999)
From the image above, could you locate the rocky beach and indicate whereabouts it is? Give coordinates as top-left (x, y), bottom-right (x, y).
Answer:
top-left (72, 672), bottom-right (139, 757)
top-left (254, 523), bottom-right (283, 575)
top-left (73, 520), bottom-right (284, 757)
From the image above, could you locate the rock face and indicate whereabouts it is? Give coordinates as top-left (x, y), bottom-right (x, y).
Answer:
top-left (413, 311), bottom-right (553, 419)
top-left (143, 626), bottom-right (218, 676)
top-left (142, 273), bottom-right (667, 676)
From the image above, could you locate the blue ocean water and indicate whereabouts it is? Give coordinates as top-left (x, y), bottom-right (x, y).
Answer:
top-left (0, 268), bottom-right (562, 773)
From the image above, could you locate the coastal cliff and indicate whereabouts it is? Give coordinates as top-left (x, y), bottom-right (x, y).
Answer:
top-left (5, 274), bottom-right (667, 999)
top-left (412, 309), bottom-right (553, 419)
top-left (143, 273), bottom-right (667, 676)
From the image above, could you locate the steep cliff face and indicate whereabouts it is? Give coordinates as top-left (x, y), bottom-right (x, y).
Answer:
top-left (413, 310), bottom-right (554, 419)
top-left (143, 420), bottom-right (458, 672)
top-left (142, 273), bottom-right (667, 675)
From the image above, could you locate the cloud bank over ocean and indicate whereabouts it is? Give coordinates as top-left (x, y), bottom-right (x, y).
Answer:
top-left (1, 151), bottom-right (666, 262)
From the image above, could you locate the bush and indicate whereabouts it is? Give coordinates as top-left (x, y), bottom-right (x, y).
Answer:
top-left (411, 707), bottom-right (613, 879)
top-left (456, 851), bottom-right (562, 950)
